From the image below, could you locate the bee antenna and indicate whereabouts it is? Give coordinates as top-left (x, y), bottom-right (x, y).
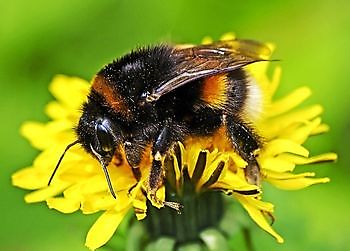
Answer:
top-left (100, 160), bottom-right (117, 199)
top-left (89, 143), bottom-right (117, 199)
top-left (48, 140), bottom-right (80, 186)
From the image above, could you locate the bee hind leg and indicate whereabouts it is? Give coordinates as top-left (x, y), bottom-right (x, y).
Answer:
top-left (225, 115), bottom-right (262, 186)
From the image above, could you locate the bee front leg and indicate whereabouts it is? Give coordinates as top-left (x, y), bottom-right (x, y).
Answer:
top-left (225, 115), bottom-right (262, 186)
top-left (149, 126), bottom-right (172, 195)
top-left (148, 124), bottom-right (185, 211)
top-left (124, 141), bottom-right (145, 195)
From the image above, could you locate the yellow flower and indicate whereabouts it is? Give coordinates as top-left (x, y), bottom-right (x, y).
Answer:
top-left (12, 34), bottom-right (336, 250)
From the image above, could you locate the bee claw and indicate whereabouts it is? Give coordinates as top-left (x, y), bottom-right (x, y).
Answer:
top-left (245, 159), bottom-right (261, 186)
top-left (149, 192), bottom-right (183, 213)
top-left (128, 183), bottom-right (138, 196)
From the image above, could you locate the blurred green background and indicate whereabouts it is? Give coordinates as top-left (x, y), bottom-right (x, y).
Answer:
top-left (1, 0), bottom-right (349, 250)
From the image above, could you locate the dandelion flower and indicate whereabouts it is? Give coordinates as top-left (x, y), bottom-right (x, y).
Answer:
top-left (12, 34), bottom-right (336, 250)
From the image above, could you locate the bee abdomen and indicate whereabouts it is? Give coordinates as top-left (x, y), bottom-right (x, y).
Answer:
top-left (226, 70), bottom-right (264, 122)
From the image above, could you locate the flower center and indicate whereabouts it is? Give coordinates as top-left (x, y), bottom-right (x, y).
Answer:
top-left (145, 168), bottom-right (224, 243)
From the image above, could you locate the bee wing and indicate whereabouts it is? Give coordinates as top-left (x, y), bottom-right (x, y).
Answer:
top-left (145, 39), bottom-right (271, 102)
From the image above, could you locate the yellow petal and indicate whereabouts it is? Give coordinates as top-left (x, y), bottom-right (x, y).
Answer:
top-left (33, 147), bottom-right (86, 172)
top-left (259, 157), bottom-right (295, 172)
top-left (261, 105), bottom-right (323, 138)
top-left (45, 101), bottom-right (81, 121)
top-left (279, 118), bottom-right (321, 144)
top-left (24, 182), bottom-right (71, 203)
top-left (211, 171), bottom-right (259, 192)
top-left (49, 75), bottom-right (90, 109)
top-left (267, 87), bottom-right (312, 118)
top-left (12, 167), bottom-right (48, 189)
top-left (245, 197), bottom-right (274, 212)
top-left (220, 32), bottom-right (236, 40)
top-left (132, 195), bottom-right (147, 220)
top-left (247, 47), bottom-right (275, 88)
top-left (46, 197), bottom-right (80, 213)
top-left (186, 147), bottom-right (205, 177)
top-left (59, 166), bottom-right (96, 183)
top-left (311, 123), bottom-right (330, 135)
top-left (279, 152), bottom-right (337, 165)
top-left (197, 153), bottom-right (229, 189)
top-left (187, 150), bottom-right (206, 180)
top-left (247, 61), bottom-right (269, 80)
top-left (201, 36), bottom-right (213, 44)
top-left (45, 101), bottom-right (69, 119)
top-left (266, 66), bottom-right (282, 97)
top-left (170, 143), bottom-right (185, 188)
top-left (20, 122), bottom-right (50, 148)
top-left (261, 139), bottom-right (309, 158)
top-left (228, 152), bottom-right (247, 168)
top-left (81, 194), bottom-right (118, 214)
top-left (85, 207), bottom-right (130, 250)
top-left (267, 177), bottom-right (330, 190)
top-left (63, 175), bottom-right (107, 200)
top-left (235, 194), bottom-right (284, 243)
top-left (20, 121), bottom-right (75, 150)
top-left (264, 170), bottom-right (316, 180)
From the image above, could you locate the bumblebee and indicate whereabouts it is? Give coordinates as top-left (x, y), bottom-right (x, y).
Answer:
top-left (49, 39), bottom-right (271, 200)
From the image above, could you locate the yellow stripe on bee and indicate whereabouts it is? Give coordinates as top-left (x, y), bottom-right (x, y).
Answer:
top-left (200, 74), bottom-right (228, 109)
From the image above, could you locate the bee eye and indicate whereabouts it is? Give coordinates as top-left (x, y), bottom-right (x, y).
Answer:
top-left (96, 122), bottom-right (114, 152)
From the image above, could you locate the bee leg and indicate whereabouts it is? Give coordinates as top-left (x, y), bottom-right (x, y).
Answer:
top-left (127, 167), bottom-right (141, 195)
top-left (124, 142), bottom-right (144, 194)
top-left (149, 125), bottom-right (184, 211)
top-left (149, 127), bottom-right (172, 195)
top-left (131, 166), bottom-right (141, 181)
top-left (225, 115), bottom-right (262, 185)
top-left (112, 148), bottom-right (142, 195)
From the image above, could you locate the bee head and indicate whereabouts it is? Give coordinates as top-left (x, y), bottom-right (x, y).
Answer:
top-left (76, 101), bottom-right (123, 167)
top-left (48, 99), bottom-right (123, 199)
